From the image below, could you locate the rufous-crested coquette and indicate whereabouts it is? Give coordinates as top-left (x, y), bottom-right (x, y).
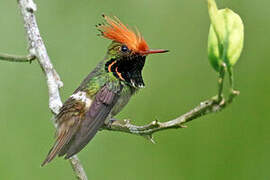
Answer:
top-left (42, 15), bottom-right (168, 166)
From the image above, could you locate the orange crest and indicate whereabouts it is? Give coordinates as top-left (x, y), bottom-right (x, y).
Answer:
top-left (97, 15), bottom-right (149, 54)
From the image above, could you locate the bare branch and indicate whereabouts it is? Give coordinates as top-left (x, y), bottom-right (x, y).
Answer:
top-left (69, 156), bottom-right (88, 180)
top-left (103, 95), bottom-right (237, 139)
top-left (17, 0), bottom-right (88, 179)
top-left (18, 0), bottom-right (63, 114)
top-left (0, 53), bottom-right (35, 63)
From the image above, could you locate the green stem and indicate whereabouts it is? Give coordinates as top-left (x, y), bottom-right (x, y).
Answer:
top-left (227, 66), bottom-right (240, 102)
top-left (218, 63), bottom-right (226, 101)
top-left (227, 66), bottom-right (234, 91)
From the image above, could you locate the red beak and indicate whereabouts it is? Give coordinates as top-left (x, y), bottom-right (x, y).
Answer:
top-left (142, 49), bottom-right (169, 55)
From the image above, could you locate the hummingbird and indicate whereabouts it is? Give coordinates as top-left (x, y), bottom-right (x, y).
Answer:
top-left (41, 15), bottom-right (168, 166)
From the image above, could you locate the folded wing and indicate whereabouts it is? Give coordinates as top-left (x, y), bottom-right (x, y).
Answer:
top-left (42, 83), bottom-right (122, 166)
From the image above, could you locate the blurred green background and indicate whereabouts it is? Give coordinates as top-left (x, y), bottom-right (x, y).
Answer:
top-left (0, 0), bottom-right (269, 179)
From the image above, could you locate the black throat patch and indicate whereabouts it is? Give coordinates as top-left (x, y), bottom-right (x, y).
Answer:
top-left (105, 54), bottom-right (146, 88)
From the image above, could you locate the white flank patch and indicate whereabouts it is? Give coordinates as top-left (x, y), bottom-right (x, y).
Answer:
top-left (71, 91), bottom-right (92, 108)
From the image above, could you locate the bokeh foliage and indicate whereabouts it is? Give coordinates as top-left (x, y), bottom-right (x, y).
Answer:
top-left (0, 0), bottom-right (269, 180)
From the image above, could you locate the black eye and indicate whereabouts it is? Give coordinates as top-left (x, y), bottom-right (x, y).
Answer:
top-left (121, 45), bottom-right (129, 53)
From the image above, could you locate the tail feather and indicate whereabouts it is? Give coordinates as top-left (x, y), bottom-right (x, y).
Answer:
top-left (41, 131), bottom-right (70, 166)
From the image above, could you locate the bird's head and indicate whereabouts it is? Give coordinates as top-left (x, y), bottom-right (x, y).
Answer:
top-left (97, 15), bottom-right (168, 88)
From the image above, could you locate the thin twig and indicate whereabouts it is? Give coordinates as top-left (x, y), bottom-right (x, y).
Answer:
top-left (103, 94), bottom-right (236, 142)
top-left (17, 0), bottom-right (88, 180)
top-left (0, 53), bottom-right (35, 63)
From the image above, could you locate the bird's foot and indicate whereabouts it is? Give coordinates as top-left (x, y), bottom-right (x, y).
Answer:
top-left (104, 118), bottom-right (119, 128)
